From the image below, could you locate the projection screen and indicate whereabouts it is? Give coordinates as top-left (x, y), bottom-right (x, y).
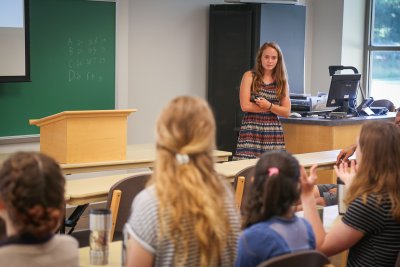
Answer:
top-left (0, 0), bottom-right (30, 82)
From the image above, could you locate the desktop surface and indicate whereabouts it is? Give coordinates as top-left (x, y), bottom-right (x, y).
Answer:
top-left (280, 112), bottom-right (396, 126)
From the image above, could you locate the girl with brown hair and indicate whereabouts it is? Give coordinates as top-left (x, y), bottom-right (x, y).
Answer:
top-left (234, 42), bottom-right (291, 160)
top-left (0, 151), bottom-right (78, 267)
top-left (301, 121), bottom-right (400, 267)
top-left (124, 96), bottom-right (240, 267)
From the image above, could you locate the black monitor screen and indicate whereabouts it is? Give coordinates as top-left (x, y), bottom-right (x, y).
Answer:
top-left (326, 74), bottom-right (361, 113)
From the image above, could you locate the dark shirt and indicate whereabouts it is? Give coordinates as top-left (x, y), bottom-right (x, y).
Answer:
top-left (343, 194), bottom-right (400, 267)
top-left (0, 233), bottom-right (53, 247)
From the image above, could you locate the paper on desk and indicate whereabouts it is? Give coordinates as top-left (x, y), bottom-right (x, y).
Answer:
top-left (296, 205), bottom-right (339, 231)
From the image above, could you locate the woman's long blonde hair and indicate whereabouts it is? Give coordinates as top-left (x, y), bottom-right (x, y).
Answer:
top-left (345, 121), bottom-right (400, 221)
top-left (251, 42), bottom-right (288, 99)
top-left (151, 96), bottom-right (234, 267)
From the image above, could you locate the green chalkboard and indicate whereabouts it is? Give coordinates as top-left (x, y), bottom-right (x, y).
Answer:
top-left (0, 0), bottom-right (115, 137)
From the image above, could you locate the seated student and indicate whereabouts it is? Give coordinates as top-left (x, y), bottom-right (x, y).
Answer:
top-left (235, 151), bottom-right (316, 267)
top-left (124, 96), bottom-right (240, 267)
top-left (0, 151), bottom-right (79, 267)
top-left (311, 107), bottom-right (400, 208)
top-left (301, 121), bottom-right (400, 267)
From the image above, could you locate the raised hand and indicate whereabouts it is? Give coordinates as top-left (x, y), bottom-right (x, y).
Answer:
top-left (333, 160), bottom-right (357, 187)
top-left (300, 164), bottom-right (318, 197)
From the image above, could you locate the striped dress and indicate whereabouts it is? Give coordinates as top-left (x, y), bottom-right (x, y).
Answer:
top-left (234, 82), bottom-right (285, 160)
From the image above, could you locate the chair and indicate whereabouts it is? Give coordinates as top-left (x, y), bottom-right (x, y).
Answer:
top-left (370, 99), bottom-right (396, 112)
top-left (395, 251), bottom-right (400, 267)
top-left (232, 165), bottom-right (255, 212)
top-left (106, 172), bottom-right (151, 241)
top-left (234, 176), bottom-right (245, 210)
top-left (256, 250), bottom-right (331, 267)
top-left (109, 189), bottom-right (122, 241)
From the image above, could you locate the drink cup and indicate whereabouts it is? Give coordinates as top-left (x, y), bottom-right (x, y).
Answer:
top-left (337, 178), bottom-right (348, 215)
top-left (89, 209), bottom-right (111, 265)
top-left (316, 205), bottom-right (324, 223)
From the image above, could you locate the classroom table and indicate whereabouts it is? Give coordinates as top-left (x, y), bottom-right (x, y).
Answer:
top-left (296, 205), bottom-right (347, 267)
top-left (79, 241), bottom-right (123, 267)
top-left (296, 205), bottom-right (340, 231)
top-left (66, 149), bottom-right (340, 206)
top-left (56, 144), bottom-right (230, 234)
top-left (66, 172), bottom-right (151, 206)
top-left (215, 149), bottom-right (340, 182)
top-left (63, 149), bottom-right (340, 234)
top-left (64, 144), bottom-right (231, 174)
top-left (78, 206), bottom-right (341, 267)
top-left (0, 143), bottom-right (232, 175)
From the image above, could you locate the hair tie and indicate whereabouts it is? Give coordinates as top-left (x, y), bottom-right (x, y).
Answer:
top-left (176, 153), bottom-right (189, 165)
top-left (33, 155), bottom-right (43, 173)
top-left (268, 167), bottom-right (279, 176)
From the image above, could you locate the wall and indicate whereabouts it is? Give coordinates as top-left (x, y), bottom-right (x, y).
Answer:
top-left (308, 0), bottom-right (365, 96)
top-left (341, 0), bottom-right (365, 78)
top-left (308, 0), bottom-right (344, 95)
top-left (126, 0), bottom-right (224, 144)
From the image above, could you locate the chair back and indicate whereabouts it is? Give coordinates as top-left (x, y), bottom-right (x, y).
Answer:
top-left (232, 165), bottom-right (255, 213)
top-left (106, 172), bottom-right (151, 241)
top-left (234, 176), bottom-right (245, 209)
top-left (256, 250), bottom-right (330, 267)
top-left (395, 251), bottom-right (400, 267)
top-left (371, 99), bottom-right (395, 112)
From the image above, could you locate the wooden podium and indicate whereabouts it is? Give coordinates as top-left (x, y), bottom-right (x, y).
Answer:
top-left (29, 110), bottom-right (136, 164)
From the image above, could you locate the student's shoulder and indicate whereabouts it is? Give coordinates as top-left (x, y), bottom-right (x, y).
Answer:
top-left (54, 234), bottom-right (79, 245)
top-left (243, 221), bottom-right (276, 238)
top-left (133, 185), bottom-right (156, 204)
top-left (51, 234), bottom-right (79, 252)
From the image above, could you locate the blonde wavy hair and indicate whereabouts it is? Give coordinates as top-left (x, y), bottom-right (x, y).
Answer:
top-left (151, 96), bottom-right (234, 267)
top-left (345, 121), bottom-right (400, 221)
top-left (252, 42), bottom-right (288, 100)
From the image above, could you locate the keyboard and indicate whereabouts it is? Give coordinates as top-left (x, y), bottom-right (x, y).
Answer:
top-left (317, 107), bottom-right (340, 112)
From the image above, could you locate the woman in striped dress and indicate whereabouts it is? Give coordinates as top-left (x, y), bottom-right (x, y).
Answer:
top-left (234, 42), bottom-right (291, 160)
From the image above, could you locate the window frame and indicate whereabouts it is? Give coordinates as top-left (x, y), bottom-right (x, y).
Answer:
top-left (363, 0), bottom-right (400, 98)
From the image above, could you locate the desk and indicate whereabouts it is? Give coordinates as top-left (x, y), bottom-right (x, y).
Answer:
top-left (78, 208), bottom-right (341, 267)
top-left (215, 149), bottom-right (340, 183)
top-left (64, 149), bottom-right (340, 234)
top-left (296, 205), bottom-right (346, 267)
top-left (79, 241), bottom-right (122, 267)
top-left (0, 144), bottom-right (231, 175)
top-left (296, 205), bottom-right (339, 231)
top-left (62, 144), bottom-right (231, 174)
top-left (281, 115), bottom-right (395, 183)
top-left (281, 113), bottom-right (395, 154)
top-left (56, 145), bottom-right (230, 233)
top-left (66, 172), bottom-right (151, 206)
top-left (66, 150), bottom-right (339, 206)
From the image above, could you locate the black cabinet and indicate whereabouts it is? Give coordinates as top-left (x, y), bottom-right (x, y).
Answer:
top-left (208, 3), bottom-right (306, 153)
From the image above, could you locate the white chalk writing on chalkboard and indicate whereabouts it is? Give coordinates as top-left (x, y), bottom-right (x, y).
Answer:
top-left (67, 36), bottom-right (107, 83)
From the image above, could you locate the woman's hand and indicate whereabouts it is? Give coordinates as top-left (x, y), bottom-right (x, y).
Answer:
top-left (254, 97), bottom-right (272, 111)
top-left (334, 160), bottom-right (357, 187)
top-left (300, 164), bottom-right (318, 197)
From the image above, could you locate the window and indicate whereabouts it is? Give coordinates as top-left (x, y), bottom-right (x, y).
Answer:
top-left (364, 0), bottom-right (400, 108)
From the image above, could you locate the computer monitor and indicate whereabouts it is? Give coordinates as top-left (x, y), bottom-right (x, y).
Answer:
top-left (326, 74), bottom-right (361, 114)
